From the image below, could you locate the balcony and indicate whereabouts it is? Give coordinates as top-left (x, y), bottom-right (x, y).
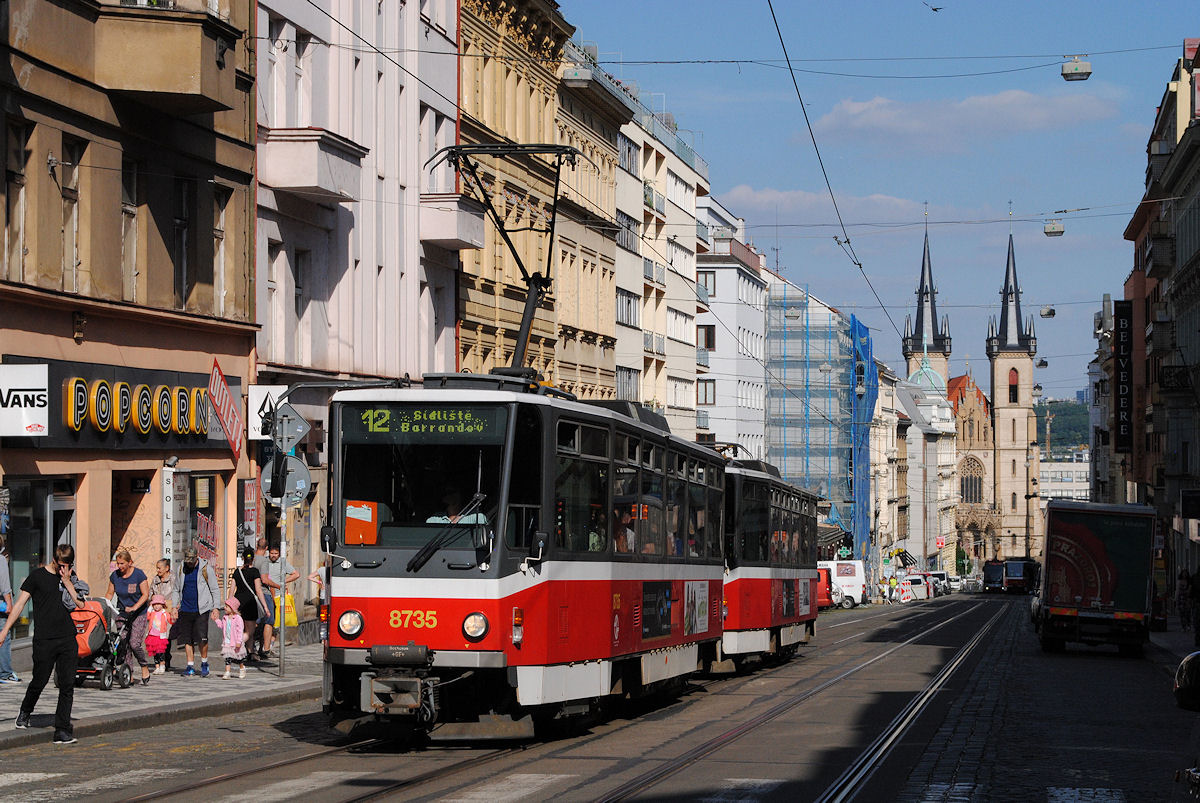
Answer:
top-left (643, 258), bottom-right (655, 283)
top-left (696, 409), bottom-right (710, 429)
top-left (258, 127), bottom-right (369, 203)
top-left (655, 262), bottom-right (666, 284)
top-left (696, 347), bottom-right (710, 370)
top-left (1147, 317), bottom-right (1175, 355)
top-left (655, 334), bottom-right (666, 355)
top-left (1146, 219), bottom-right (1174, 280)
top-left (420, 192), bottom-right (486, 250)
top-left (696, 221), bottom-right (710, 253)
top-left (643, 182), bottom-right (665, 217)
top-left (696, 283), bottom-right (709, 310)
top-left (643, 330), bottom-right (654, 353)
top-left (95, 0), bottom-right (242, 114)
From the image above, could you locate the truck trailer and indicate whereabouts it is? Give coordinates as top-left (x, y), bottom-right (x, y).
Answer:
top-left (1034, 500), bottom-right (1155, 656)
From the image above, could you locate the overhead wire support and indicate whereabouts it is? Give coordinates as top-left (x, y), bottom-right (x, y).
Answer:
top-left (426, 143), bottom-right (594, 374)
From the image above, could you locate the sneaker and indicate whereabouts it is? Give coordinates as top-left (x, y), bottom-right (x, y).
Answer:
top-left (238, 665), bottom-right (246, 679)
top-left (154, 664), bottom-right (165, 675)
top-left (52, 729), bottom-right (77, 745)
top-left (14, 710), bottom-right (30, 729)
top-left (221, 667), bottom-right (231, 680)
top-left (200, 662), bottom-right (210, 678)
top-left (0, 675), bottom-right (19, 684)
top-left (182, 666), bottom-right (197, 677)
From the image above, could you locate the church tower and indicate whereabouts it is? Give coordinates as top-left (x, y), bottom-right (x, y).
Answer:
top-left (902, 230), bottom-right (952, 383)
top-left (986, 234), bottom-right (1042, 559)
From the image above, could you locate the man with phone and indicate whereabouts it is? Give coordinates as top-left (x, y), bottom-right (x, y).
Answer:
top-left (0, 543), bottom-right (87, 744)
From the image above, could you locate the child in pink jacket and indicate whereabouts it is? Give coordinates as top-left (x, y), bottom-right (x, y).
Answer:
top-left (219, 597), bottom-right (247, 679)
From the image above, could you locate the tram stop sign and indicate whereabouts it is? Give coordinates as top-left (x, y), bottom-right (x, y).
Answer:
top-left (261, 455), bottom-right (311, 509)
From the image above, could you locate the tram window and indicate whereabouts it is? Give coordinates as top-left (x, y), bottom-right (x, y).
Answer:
top-left (614, 466), bottom-right (640, 554)
top-left (707, 486), bottom-right (722, 560)
top-left (741, 485), bottom-right (769, 563)
top-left (506, 405), bottom-right (542, 551)
top-left (644, 443), bottom-right (660, 470)
top-left (557, 422), bottom-right (579, 453)
top-left (554, 456), bottom-right (608, 553)
top-left (625, 437), bottom-right (640, 464)
top-left (666, 477), bottom-right (687, 557)
top-left (640, 469), bottom-right (665, 556)
top-left (688, 482), bottom-right (706, 558)
top-left (579, 425), bottom-right (608, 458)
top-left (672, 453), bottom-right (686, 476)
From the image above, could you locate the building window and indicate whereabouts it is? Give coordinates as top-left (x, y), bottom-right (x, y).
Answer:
top-left (960, 457), bottom-right (983, 504)
top-left (1009, 367), bottom-right (1019, 403)
top-left (666, 169), bottom-right (694, 214)
top-left (617, 132), bottom-right (638, 177)
top-left (697, 270), bottom-right (715, 297)
top-left (173, 178), bottom-right (193, 309)
top-left (121, 160), bottom-right (138, 301)
top-left (616, 210), bottom-right (639, 253)
top-left (697, 379), bottom-right (716, 406)
top-left (667, 307), bottom-right (694, 344)
top-left (1011, 492), bottom-right (1017, 511)
top-left (6, 120), bottom-right (29, 281)
top-left (667, 237), bottom-right (694, 276)
top-left (615, 366), bottom-right (639, 401)
top-left (616, 288), bottom-right (640, 328)
top-left (697, 324), bottom-right (716, 350)
top-left (668, 376), bottom-right (693, 409)
top-left (60, 138), bottom-right (85, 293)
top-left (212, 186), bottom-right (230, 316)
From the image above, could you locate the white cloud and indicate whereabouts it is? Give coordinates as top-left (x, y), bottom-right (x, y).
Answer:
top-left (811, 90), bottom-right (1118, 152)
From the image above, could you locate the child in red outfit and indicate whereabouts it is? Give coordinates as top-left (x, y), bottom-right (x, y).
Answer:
top-left (145, 595), bottom-right (173, 674)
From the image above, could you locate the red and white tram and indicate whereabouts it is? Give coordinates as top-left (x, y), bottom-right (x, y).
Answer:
top-left (320, 373), bottom-right (817, 732)
top-left (720, 460), bottom-right (820, 662)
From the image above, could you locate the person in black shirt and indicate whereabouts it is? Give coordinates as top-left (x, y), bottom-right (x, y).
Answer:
top-left (0, 544), bottom-right (86, 744)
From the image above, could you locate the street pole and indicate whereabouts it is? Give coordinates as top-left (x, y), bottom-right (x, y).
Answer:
top-left (279, 507), bottom-right (288, 678)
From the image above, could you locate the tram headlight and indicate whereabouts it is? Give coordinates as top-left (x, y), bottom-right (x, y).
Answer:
top-left (337, 610), bottom-right (364, 640)
top-left (462, 612), bottom-right (489, 642)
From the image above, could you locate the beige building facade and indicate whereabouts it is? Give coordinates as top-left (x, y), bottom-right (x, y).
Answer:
top-left (1, 0), bottom-right (256, 636)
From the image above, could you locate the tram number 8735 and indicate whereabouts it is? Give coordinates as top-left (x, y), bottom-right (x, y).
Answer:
top-left (390, 610), bottom-right (438, 628)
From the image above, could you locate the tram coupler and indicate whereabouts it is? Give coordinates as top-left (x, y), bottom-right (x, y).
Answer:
top-left (361, 672), bottom-right (440, 722)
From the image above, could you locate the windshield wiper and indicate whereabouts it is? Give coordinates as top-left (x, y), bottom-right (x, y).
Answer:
top-left (406, 492), bottom-right (487, 573)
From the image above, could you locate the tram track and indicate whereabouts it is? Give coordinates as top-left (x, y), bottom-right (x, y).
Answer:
top-left (593, 600), bottom-right (993, 802)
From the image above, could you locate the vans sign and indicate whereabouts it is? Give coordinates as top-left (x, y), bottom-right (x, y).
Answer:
top-left (0, 364), bottom-right (49, 436)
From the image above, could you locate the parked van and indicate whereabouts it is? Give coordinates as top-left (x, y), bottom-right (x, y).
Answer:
top-left (818, 560), bottom-right (867, 607)
top-left (816, 567), bottom-right (844, 609)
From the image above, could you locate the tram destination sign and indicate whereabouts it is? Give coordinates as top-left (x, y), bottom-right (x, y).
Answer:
top-left (343, 404), bottom-right (507, 444)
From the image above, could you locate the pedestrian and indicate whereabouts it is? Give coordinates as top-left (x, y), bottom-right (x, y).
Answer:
top-left (149, 558), bottom-right (174, 670)
top-left (0, 536), bottom-right (19, 683)
top-left (171, 547), bottom-right (221, 677)
top-left (0, 544), bottom-right (87, 744)
top-left (105, 549), bottom-right (152, 685)
top-left (218, 598), bottom-right (247, 679)
top-left (259, 544), bottom-right (298, 659)
top-left (231, 548), bottom-right (270, 661)
top-left (145, 595), bottom-right (172, 674)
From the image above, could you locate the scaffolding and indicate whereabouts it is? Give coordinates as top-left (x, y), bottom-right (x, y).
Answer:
top-left (765, 282), bottom-right (878, 559)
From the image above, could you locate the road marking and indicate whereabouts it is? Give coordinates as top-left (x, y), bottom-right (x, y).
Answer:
top-left (1047, 788), bottom-right (1126, 802)
top-left (216, 771), bottom-right (371, 802)
top-left (443, 773), bottom-right (576, 801)
top-left (830, 632), bottom-right (866, 645)
top-left (24, 769), bottom-right (183, 802)
top-left (700, 778), bottom-right (784, 801)
top-left (0, 773), bottom-right (63, 790)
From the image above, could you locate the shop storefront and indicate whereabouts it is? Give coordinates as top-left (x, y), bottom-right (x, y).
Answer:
top-left (1, 348), bottom-right (250, 641)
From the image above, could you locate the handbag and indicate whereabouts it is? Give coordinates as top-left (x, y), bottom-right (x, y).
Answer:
top-left (275, 592), bottom-right (298, 628)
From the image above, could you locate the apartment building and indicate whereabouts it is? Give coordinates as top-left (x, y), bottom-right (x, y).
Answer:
top-left (0, 0), bottom-right (256, 622)
top-left (695, 197), bottom-right (766, 457)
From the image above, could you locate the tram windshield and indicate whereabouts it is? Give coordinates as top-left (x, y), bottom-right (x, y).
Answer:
top-left (337, 403), bottom-right (507, 550)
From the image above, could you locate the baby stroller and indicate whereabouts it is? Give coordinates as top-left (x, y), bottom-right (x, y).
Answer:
top-left (72, 598), bottom-right (133, 690)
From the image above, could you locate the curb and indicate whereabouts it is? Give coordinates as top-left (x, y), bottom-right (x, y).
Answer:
top-left (0, 680), bottom-right (321, 750)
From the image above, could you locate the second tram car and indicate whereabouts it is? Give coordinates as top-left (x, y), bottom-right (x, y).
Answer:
top-left (320, 373), bottom-right (818, 732)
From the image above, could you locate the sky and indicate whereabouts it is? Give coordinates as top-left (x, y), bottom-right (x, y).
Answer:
top-left (559, 0), bottom-right (1196, 401)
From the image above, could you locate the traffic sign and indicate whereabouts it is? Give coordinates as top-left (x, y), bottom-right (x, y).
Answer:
top-left (261, 455), bottom-right (311, 509)
top-left (270, 403), bottom-right (311, 454)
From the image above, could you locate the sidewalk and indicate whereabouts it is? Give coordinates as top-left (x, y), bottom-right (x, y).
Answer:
top-left (1151, 619), bottom-right (1200, 663)
top-left (0, 643), bottom-right (323, 748)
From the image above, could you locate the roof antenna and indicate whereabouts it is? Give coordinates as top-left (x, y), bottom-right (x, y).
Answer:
top-left (1008, 200), bottom-right (1013, 234)
top-left (924, 200), bottom-right (928, 232)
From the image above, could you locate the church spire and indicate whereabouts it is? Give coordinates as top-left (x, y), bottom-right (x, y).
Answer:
top-left (901, 228), bottom-right (952, 362)
top-left (986, 233), bottom-right (1036, 357)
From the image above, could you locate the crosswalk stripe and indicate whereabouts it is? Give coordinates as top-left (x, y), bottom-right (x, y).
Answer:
top-left (24, 769), bottom-right (184, 802)
top-left (442, 773), bottom-right (578, 802)
top-left (215, 771), bottom-right (372, 803)
top-left (0, 773), bottom-right (63, 790)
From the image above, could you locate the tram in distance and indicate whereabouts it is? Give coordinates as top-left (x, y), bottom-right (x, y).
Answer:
top-left (319, 371), bottom-right (820, 733)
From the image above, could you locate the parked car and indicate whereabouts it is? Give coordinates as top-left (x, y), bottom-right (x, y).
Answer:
top-left (948, 576), bottom-right (962, 592)
top-left (928, 570), bottom-right (951, 596)
top-left (818, 560), bottom-right (867, 607)
top-left (817, 567), bottom-right (844, 610)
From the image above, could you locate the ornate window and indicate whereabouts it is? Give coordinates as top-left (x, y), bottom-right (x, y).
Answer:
top-left (1009, 368), bottom-right (1019, 403)
top-left (959, 457), bottom-right (984, 504)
